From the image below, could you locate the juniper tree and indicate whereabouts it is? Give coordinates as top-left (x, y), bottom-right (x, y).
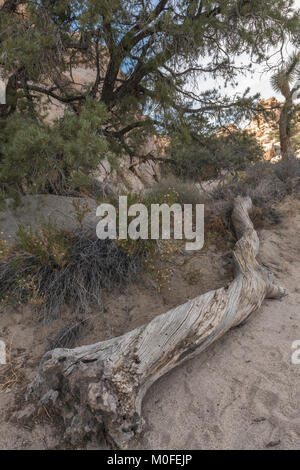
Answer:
top-left (0, 0), bottom-right (299, 197)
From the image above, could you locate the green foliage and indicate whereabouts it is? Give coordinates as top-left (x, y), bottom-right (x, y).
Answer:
top-left (169, 130), bottom-right (263, 179)
top-left (14, 222), bottom-right (71, 269)
top-left (0, 100), bottom-right (110, 203)
top-left (271, 52), bottom-right (300, 98)
top-left (0, 0), bottom-right (299, 200)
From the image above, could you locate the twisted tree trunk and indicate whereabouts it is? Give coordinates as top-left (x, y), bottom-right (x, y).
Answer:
top-left (27, 196), bottom-right (286, 449)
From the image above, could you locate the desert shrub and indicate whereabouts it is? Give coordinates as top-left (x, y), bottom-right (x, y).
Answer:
top-left (211, 158), bottom-right (300, 227)
top-left (213, 159), bottom-right (300, 203)
top-left (143, 177), bottom-right (208, 206)
top-left (168, 130), bottom-right (263, 180)
top-left (107, 184), bottom-right (199, 291)
top-left (0, 222), bottom-right (141, 320)
top-left (273, 157), bottom-right (300, 182)
top-left (114, 189), bottom-right (182, 291)
top-left (144, 177), bottom-right (237, 249)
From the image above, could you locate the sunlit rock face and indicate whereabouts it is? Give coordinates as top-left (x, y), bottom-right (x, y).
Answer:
top-left (247, 97), bottom-right (300, 162)
top-left (93, 136), bottom-right (167, 194)
top-left (247, 97), bottom-right (282, 161)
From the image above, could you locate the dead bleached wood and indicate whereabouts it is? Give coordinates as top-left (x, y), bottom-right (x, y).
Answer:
top-left (27, 196), bottom-right (286, 448)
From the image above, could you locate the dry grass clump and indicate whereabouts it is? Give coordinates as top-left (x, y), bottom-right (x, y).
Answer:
top-left (213, 159), bottom-right (300, 205)
top-left (143, 176), bottom-right (208, 206)
top-left (0, 363), bottom-right (23, 392)
top-left (185, 268), bottom-right (203, 285)
top-left (0, 341), bottom-right (24, 392)
top-left (0, 223), bottom-right (142, 320)
top-left (211, 158), bottom-right (300, 227)
top-left (49, 318), bottom-right (90, 349)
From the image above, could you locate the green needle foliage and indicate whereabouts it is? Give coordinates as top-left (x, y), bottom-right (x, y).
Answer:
top-left (0, 0), bottom-right (299, 201)
top-left (0, 100), bottom-right (110, 204)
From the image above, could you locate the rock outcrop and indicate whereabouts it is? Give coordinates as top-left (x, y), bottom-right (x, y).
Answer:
top-left (247, 97), bottom-right (282, 161)
top-left (94, 136), bottom-right (169, 194)
top-left (247, 96), bottom-right (300, 162)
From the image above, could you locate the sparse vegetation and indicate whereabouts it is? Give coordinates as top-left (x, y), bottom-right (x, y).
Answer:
top-left (211, 158), bottom-right (300, 227)
top-left (169, 130), bottom-right (263, 180)
top-left (185, 268), bottom-right (203, 285)
top-left (49, 318), bottom-right (90, 349)
top-left (0, 339), bottom-right (24, 392)
top-left (213, 159), bottom-right (300, 204)
top-left (0, 222), bottom-right (142, 320)
top-left (143, 177), bottom-right (207, 206)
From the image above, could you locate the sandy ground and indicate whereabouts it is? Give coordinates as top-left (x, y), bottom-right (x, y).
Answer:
top-left (0, 195), bottom-right (299, 449)
top-left (136, 197), bottom-right (300, 450)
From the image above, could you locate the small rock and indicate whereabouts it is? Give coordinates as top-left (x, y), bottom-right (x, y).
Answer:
top-left (266, 440), bottom-right (281, 448)
top-left (252, 417), bottom-right (266, 423)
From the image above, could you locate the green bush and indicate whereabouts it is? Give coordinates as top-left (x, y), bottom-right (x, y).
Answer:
top-left (169, 130), bottom-right (263, 180)
top-left (0, 100), bottom-right (111, 205)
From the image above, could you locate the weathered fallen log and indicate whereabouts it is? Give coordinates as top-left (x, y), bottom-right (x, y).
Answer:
top-left (27, 196), bottom-right (286, 449)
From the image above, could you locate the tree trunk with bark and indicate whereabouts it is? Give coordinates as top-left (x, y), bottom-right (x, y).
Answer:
top-left (27, 196), bottom-right (286, 449)
top-left (279, 98), bottom-right (293, 159)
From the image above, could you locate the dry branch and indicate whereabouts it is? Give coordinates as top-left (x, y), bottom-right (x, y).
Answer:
top-left (27, 196), bottom-right (286, 448)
